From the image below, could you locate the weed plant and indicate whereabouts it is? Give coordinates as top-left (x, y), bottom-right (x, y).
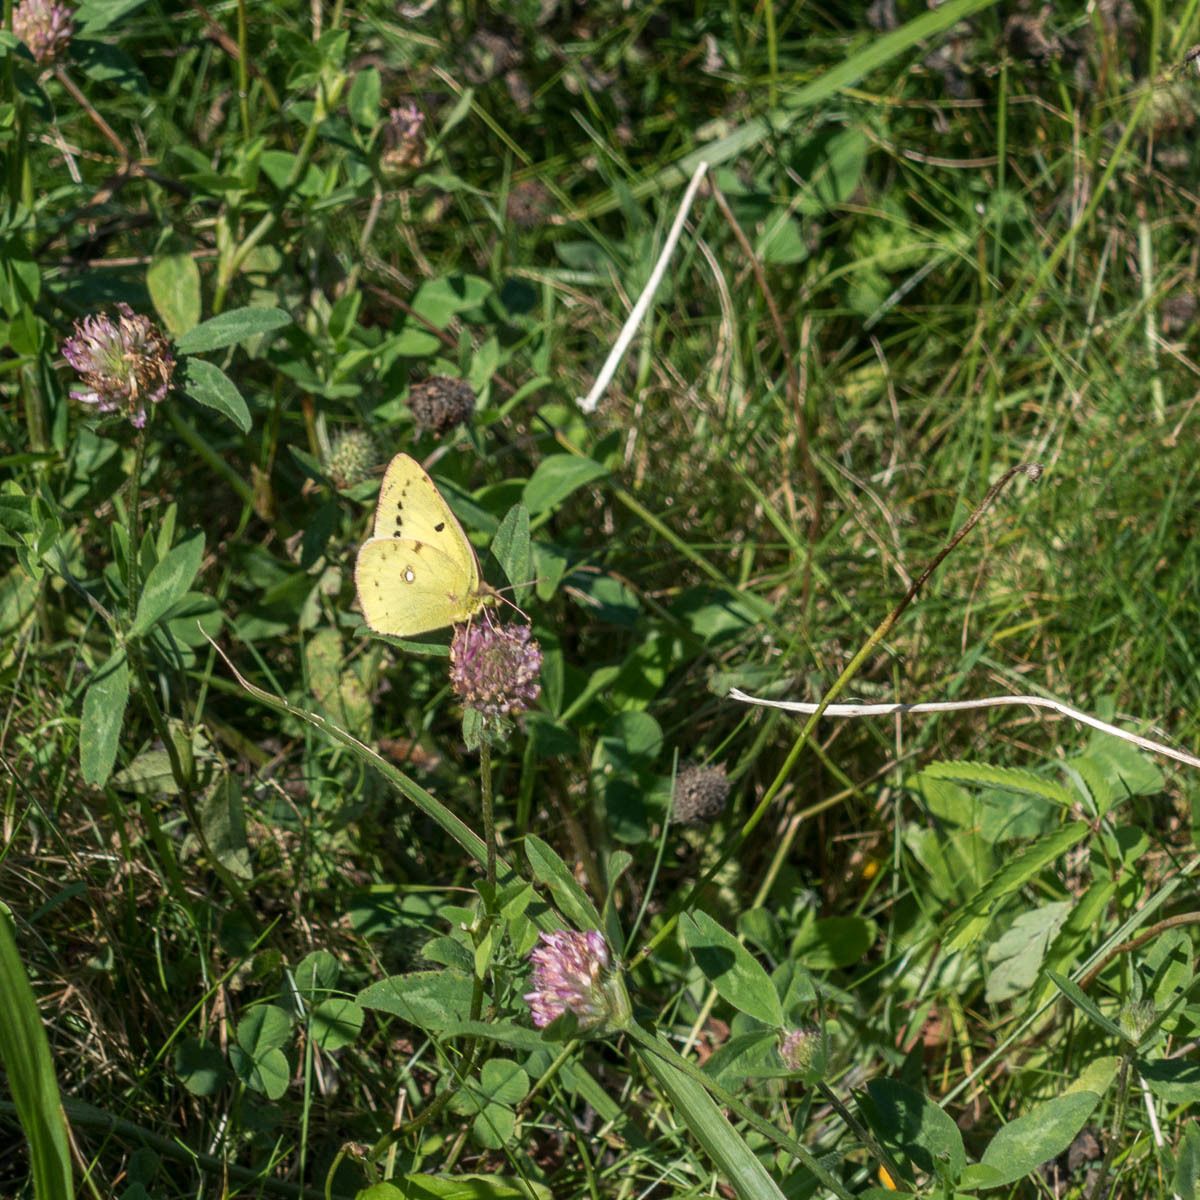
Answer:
top-left (1, 1), bottom-right (1199, 1198)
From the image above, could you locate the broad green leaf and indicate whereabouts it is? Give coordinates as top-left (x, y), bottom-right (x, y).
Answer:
top-left (199, 776), bottom-right (251, 878)
top-left (111, 749), bottom-right (177, 796)
top-left (174, 305), bottom-right (291, 353)
top-left (479, 1059), bottom-right (529, 1106)
top-left (861, 1078), bottom-right (965, 1182)
top-left (1175, 1116), bottom-right (1200, 1200)
top-left (410, 275), bottom-right (493, 327)
top-left (0, 909), bottom-right (74, 1199)
top-left (357, 970), bottom-right (476, 1033)
top-left (295, 949), bottom-right (339, 998)
top-left (230, 1044), bottom-right (289, 1099)
top-left (348, 65), bottom-right (381, 128)
top-left (489, 504), bottom-right (531, 600)
top-left (522, 455), bottom-right (608, 519)
top-left (1140, 1056), bottom-right (1200, 1103)
top-left (984, 901), bottom-right (1071, 1004)
top-left (524, 834), bottom-right (602, 933)
top-left (79, 649), bottom-right (130, 786)
top-left (311, 999), bottom-right (363, 1050)
top-left (132, 531), bottom-right (205, 636)
top-left (792, 916), bottom-right (876, 970)
top-left (174, 1037), bottom-right (229, 1096)
top-left (236, 1004), bottom-right (292, 1054)
top-left (180, 358), bottom-right (252, 432)
top-left (146, 249), bottom-right (201, 335)
top-left (682, 911), bottom-right (784, 1028)
top-left (978, 1091), bottom-right (1101, 1187)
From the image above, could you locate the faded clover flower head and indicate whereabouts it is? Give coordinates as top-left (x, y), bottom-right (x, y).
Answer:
top-left (779, 1026), bottom-right (826, 1081)
top-left (449, 622), bottom-right (541, 717)
top-left (380, 101), bottom-right (426, 174)
top-left (407, 376), bottom-right (476, 436)
top-left (525, 930), bottom-right (630, 1034)
top-left (61, 303), bottom-right (175, 429)
top-left (13, 0), bottom-right (74, 66)
top-left (671, 762), bottom-right (731, 826)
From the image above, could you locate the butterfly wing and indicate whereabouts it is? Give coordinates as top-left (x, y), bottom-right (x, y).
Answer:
top-left (371, 454), bottom-right (480, 585)
top-left (355, 537), bottom-right (486, 637)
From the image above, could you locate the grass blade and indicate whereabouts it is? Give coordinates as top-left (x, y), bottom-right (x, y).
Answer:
top-left (0, 907), bottom-right (74, 1199)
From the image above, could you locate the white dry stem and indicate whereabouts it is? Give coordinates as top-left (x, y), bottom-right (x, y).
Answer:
top-left (728, 688), bottom-right (1200, 772)
top-left (576, 160), bottom-right (710, 414)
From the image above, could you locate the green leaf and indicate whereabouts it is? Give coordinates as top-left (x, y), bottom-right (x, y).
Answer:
top-left (860, 1079), bottom-right (965, 1182)
top-left (357, 970), bottom-right (476, 1033)
top-left (311, 999), bottom-right (364, 1051)
top-left (294, 949), bottom-right (339, 998)
top-left (198, 775), bottom-right (251, 879)
top-left (348, 65), bottom-right (381, 128)
top-left (1045, 970), bottom-right (1125, 1040)
top-left (1175, 1115), bottom-right (1200, 1200)
top-left (174, 1037), bottom-right (229, 1096)
top-left (132, 531), bottom-right (205, 636)
top-left (682, 911), bottom-right (784, 1028)
top-left (479, 1059), bottom-right (529, 1106)
top-left (792, 916), bottom-right (876, 970)
top-left (636, 1040), bottom-right (790, 1200)
top-left (944, 823), bottom-right (1090, 951)
top-left (920, 760), bottom-right (1075, 809)
top-left (0, 908), bottom-right (74, 1200)
top-left (1140, 1056), bottom-right (1200, 1103)
top-left (146, 249), bottom-right (201, 336)
top-left (522, 455), bottom-right (609, 519)
top-left (411, 275), bottom-right (493, 327)
top-left (180, 358), bottom-right (252, 432)
top-left (489, 504), bottom-right (531, 600)
top-left (230, 1044), bottom-right (290, 1099)
top-left (79, 649), bottom-right (130, 787)
top-left (978, 1091), bottom-right (1102, 1187)
top-left (174, 306), bottom-right (291, 354)
top-left (523, 835), bottom-right (602, 934)
top-left (236, 1004), bottom-right (292, 1054)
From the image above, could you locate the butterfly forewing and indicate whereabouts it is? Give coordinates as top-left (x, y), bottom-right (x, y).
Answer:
top-left (372, 454), bottom-right (479, 576)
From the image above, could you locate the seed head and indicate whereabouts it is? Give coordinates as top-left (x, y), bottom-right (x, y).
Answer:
top-left (408, 376), bottom-right (476, 436)
top-left (381, 101), bottom-right (426, 174)
top-left (506, 180), bottom-right (553, 230)
top-left (1120, 998), bottom-right (1157, 1043)
top-left (61, 304), bottom-right (175, 429)
top-left (449, 622), bottom-right (541, 718)
top-left (525, 930), bottom-right (630, 1034)
top-left (326, 428), bottom-right (377, 488)
top-left (671, 763), bottom-right (731, 826)
top-left (13, 0), bottom-right (74, 66)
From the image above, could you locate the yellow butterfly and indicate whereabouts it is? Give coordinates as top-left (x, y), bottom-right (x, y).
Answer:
top-left (355, 453), bottom-right (495, 638)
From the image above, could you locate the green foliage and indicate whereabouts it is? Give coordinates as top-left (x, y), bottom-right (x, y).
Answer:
top-left (3, 0), bottom-right (1200, 1196)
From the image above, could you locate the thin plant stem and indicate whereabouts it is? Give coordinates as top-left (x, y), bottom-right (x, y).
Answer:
top-left (480, 741), bottom-right (496, 889)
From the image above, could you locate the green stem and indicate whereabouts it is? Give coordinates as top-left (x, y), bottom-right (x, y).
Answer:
top-left (126, 432), bottom-right (145, 623)
top-left (632, 462), bottom-right (1040, 967)
top-left (480, 741), bottom-right (496, 888)
top-left (235, 0), bottom-right (250, 137)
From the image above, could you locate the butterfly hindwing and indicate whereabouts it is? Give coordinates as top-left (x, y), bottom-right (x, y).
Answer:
top-left (355, 536), bottom-right (486, 637)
